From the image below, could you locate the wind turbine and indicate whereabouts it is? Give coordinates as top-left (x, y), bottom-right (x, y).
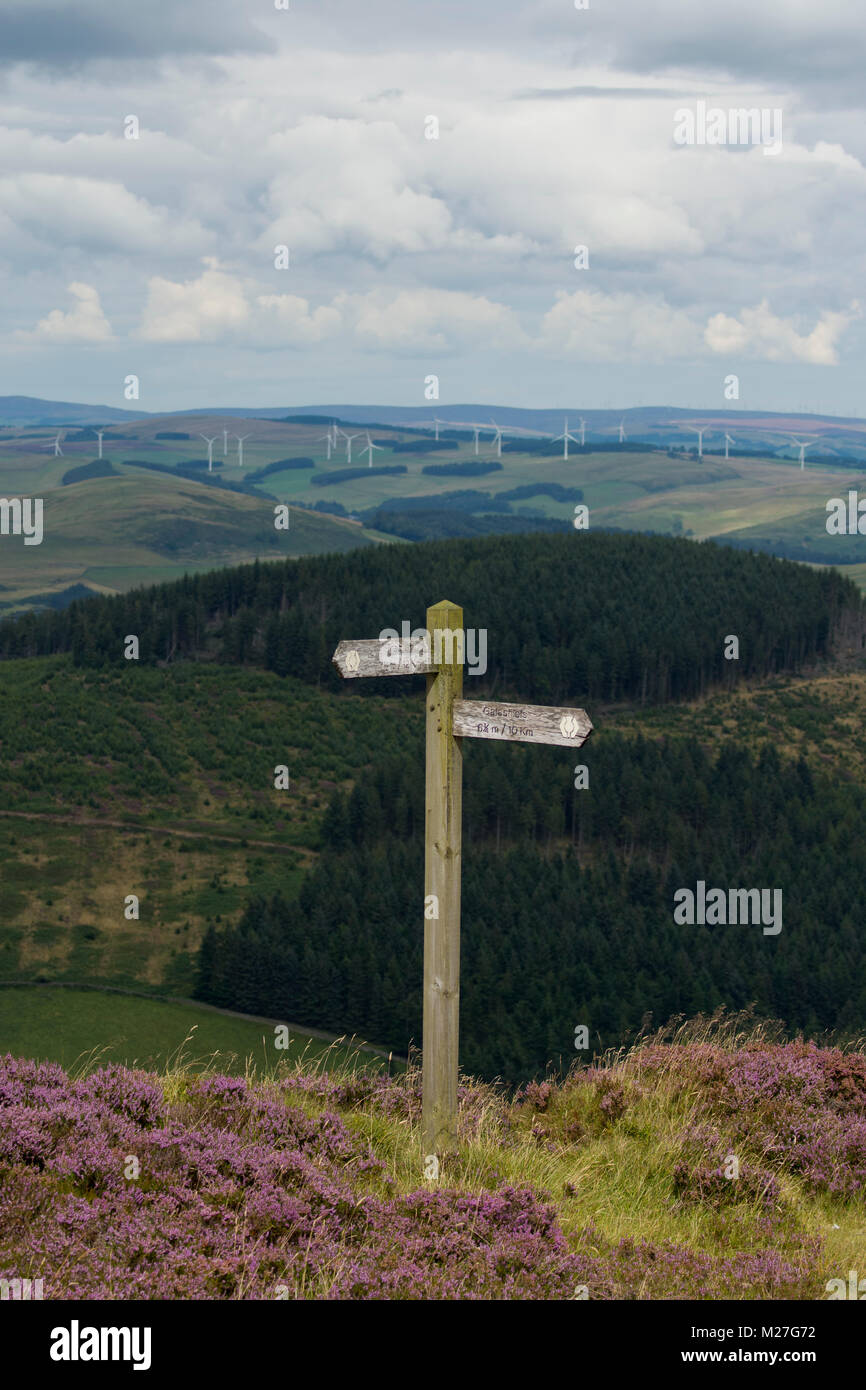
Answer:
top-left (222, 428), bottom-right (229, 457)
top-left (47, 432), bottom-right (63, 457)
top-left (617, 419), bottom-right (626, 444)
top-left (234, 433), bottom-right (252, 468)
top-left (789, 434), bottom-right (818, 470)
top-left (95, 429), bottom-right (105, 460)
top-left (489, 419), bottom-right (510, 458)
top-left (551, 416), bottom-right (578, 460)
top-left (342, 430), bottom-right (362, 464)
top-left (687, 426), bottom-right (705, 458)
top-left (317, 432), bottom-right (334, 460)
top-left (578, 417), bottom-right (586, 447)
top-left (331, 421), bottom-right (339, 448)
top-left (724, 432), bottom-right (734, 460)
top-left (472, 426), bottom-right (481, 456)
top-left (200, 434), bottom-right (218, 472)
top-left (360, 431), bottom-right (385, 468)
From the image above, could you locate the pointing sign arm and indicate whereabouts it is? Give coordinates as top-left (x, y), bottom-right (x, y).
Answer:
top-left (332, 644), bottom-right (593, 744)
top-left (332, 638), bottom-right (434, 678)
top-left (452, 699), bottom-right (592, 747)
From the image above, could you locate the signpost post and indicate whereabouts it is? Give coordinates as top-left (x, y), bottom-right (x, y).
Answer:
top-left (332, 600), bottom-right (593, 1163)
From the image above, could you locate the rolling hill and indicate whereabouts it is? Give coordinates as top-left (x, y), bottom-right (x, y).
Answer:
top-left (6, 393), bottom-right (864, 450)
top-left (0, 469), bottom-right (380, 613)
top-left (4, 404), bottom-right (866, 613)
top-left (0, 396), bottom-right (144, 426)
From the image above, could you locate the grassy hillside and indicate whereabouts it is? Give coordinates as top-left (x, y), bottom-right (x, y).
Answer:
top-left (133, 437), bottom-right (866, 554)
top-left (4, 409), bottom-right (866, 610)
top-left (0, 471), bottom-right (379, 613)
top-left (0, 658), bottom-right (416, 994)
top-left (721, 505), bottom-right (866, 564)
top-left (610, 665), bottom-right (866, 767)
top-left (0, 986), bottom-right (390, 1075)
top-left (1, 1014), bottom-right (862, 1299)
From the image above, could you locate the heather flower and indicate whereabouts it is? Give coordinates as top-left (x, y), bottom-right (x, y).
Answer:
top-left (0, 1046), bottom-right (843, 1300)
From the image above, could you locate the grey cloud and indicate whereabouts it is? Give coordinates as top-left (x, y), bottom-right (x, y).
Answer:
top-left (546, 1), bottom-right (866, 109)
top-left (513, 86), bottom-right (689, 101)
top-left (0, 1), bottom-right (270, 67)
top-left (251, 0), bottom-right (866, 108)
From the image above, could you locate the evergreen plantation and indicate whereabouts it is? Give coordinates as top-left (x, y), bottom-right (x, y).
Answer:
top-left (195, 736), bottom-right (866, 1084)
top-left (2, 531), bottom-right (865, 1087)
top-left (0, 532), bottom-right (861, 705)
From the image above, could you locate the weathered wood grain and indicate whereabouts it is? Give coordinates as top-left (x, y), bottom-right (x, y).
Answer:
top-left (423, 600), bottom-right (463, 1158)
top-left (331, 638), bottom-right (434, 678)
top-left (452, 699), bottom-right (593, 747)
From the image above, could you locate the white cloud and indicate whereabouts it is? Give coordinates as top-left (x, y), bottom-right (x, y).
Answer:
top-left (138, 262), bottom-right (343, 345)
top-left (786, 140), bottom-right (866, 176)
top-left (261, 117), bottom-right (454, 261)
top-left (256, 293), bottom-right (342, 343)
top-left (136, 270), bottom-right (519, 353)
top-left (538, 290), bottom-right (862, 367)
top-left (335, 288), bottom-right (526, 352)
top-left (23, 281), bottom-right (113, 341)
top-left (423, 104), bottom-right (705, 264)
top-left (0, 172), bottom-right (206, 254)
top-left (139, 261), bottom-right (250, 341)
top-left (704, 299), bottom-right (861, 364)
top-left (539, 290), bottom-right (701, 362)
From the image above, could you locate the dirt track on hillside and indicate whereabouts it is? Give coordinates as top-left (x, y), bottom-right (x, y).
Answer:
top-left (0, 808), bottom-right (315, 859)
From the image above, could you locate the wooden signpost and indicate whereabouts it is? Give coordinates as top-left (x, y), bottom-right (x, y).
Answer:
top-left (333, 599), bottom-right (593, 1161)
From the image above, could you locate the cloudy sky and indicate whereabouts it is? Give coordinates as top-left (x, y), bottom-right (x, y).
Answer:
top-left (0, 0), bottom-right (863, 414)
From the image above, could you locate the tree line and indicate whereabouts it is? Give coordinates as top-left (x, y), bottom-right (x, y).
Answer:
top-left (1, 532), bottom-right (861, 707)
top-left (195, 734), bottom-right (866, 1085)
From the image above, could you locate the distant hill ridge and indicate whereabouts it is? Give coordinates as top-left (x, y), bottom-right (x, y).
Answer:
top-left (0, 531), bottom-right (860, 707)
top-left (1, 395), bottom-right (864, 434)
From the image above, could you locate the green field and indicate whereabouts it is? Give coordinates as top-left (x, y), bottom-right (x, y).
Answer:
top-left (0, 465), bottom-right (379, 612)
top-left (3, 411), bottom-right (866, 609)
top-left (0, 985), bottom-right (393, 1074)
